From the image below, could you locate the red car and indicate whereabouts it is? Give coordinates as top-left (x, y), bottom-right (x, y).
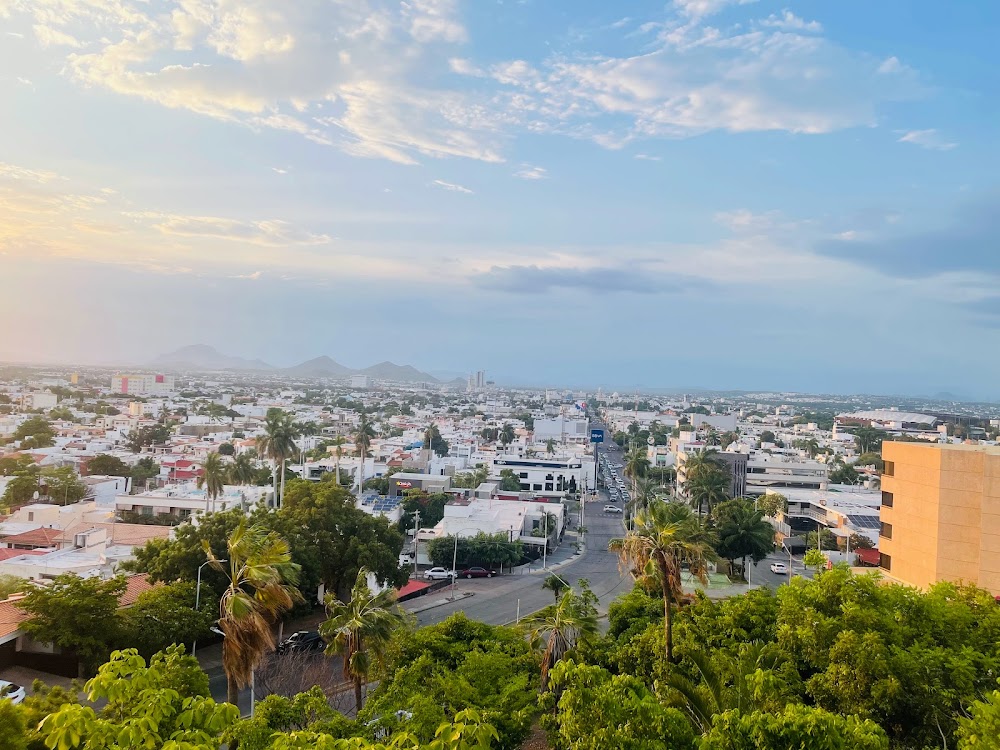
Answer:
top-left (459, 567), bottom-right (497, 579)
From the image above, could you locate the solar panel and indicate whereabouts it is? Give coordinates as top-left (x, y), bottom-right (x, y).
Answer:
top-left (847, 514), bottom-right (880, 529)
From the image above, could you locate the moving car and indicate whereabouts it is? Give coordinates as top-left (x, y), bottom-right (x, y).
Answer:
top-left (424, 567), bottom-right (457, 580)
top-left (603, 504), bottom-right (623, 513)
top-left (770, 562), bottom-right (789, 574)
top-left (276, 630), bottom-right (326, 654)
top-left (0, 680), bottom-right (25, 704)
top-left (459, 567), bottom-right (497, 578)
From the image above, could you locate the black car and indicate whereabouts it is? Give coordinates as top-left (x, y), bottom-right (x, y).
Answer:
top-left (459, 567), bottom-right (497, 579)
top-left (276, 630), bottom-right (326, 654)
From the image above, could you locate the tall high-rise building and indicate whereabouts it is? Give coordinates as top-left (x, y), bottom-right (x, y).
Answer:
top-left (111, 373), bottom-right (175, 395)
top-left (476, 370), bottom-right (486, 389)
top-left (879, 442), bottom-right (1000, 596)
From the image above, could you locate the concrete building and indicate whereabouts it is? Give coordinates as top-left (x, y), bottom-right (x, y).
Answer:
top-left (351, 375), bottom-right (370, 389)
top-left (745, 455), bottom-right (828, 496)
top-left (879, 442), bottom-right (1000, 596)
top-left (676, 450), bottom-right (748, 498)
top-left (690, 413), bottom-right (738, 432)
top-left (533, 417), bottom-right (590, 445)
top-left (111, 374), bottom-right (175, 395)
top-left (20, 391), bottom-right (59, 411)
top-left (490, 455), bottom-right (591, 497)
top-left (386, 472), bottom-right (453, 497)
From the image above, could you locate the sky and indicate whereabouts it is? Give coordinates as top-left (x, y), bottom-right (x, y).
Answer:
top-left (1, 0), bottom-right (998, 397)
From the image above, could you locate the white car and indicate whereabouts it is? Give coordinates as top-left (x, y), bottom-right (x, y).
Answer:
top-left (603, 505), bottom-right (623, 513)
top-left (424, 567), bottom-right (457, 580)
top-left (770, 562), bottom-right (789, 574)
top-left (0, 680), bottom-right (25, 704)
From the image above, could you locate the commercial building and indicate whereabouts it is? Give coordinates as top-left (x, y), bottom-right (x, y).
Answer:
top-left (20, 391), bottom-right (59, 411)
top-left (386, 472), bottom-right (452, 497)
top-left (111, 374), bottom-right (175, 395)
top-left (533, 417), bottom-right (591, 445)
top-left (351, 375), bottom-right (370, 389)
top-left (490, 455), bottom-right (590, 497)
top-left (879, 442), bottom-right (1000, 596)
top-left (676, 450), bottom-right (748, 499)
top-left (745, 455), bottom-right (828, 496)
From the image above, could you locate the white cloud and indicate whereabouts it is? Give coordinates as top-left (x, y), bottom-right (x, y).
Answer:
top-left (431, 179), bottom-right (473, 194)
top-left (759, 11), bottom-right (821, 33)
top-left (634, 153), bottom-right (662, 161)
top-left (714, 209), bottom-right (783, 233)
top-left (514, 165), bottom-right (547, 180)
top-left (33, 24), bottom-right (82, 48)
top-left (878, 56), bottom-right (908, 74)
top-left (128, 212), bottom-right (331, 246)
top-left (897, 129), bottom-right (957, 151)
top-left (271, 167), bottom-right (288, 174)
top-left (0, 162), bottom-right (63, 183)
top-left (673, 0), bottom-right (758, 19)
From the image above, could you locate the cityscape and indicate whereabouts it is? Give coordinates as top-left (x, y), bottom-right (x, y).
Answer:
top-left (2, 1), bottom-right (999, 749)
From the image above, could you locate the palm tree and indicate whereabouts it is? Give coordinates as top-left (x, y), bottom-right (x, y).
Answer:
top-left (330, 436), bottom-right (347, 486)
top-left (715, 501), bottom-right (775, 580)
top-left (354, 414), bottom-right (375, 491)
top-left (198, 452), bottom-right (226, 514)
top-left (624, 447), bottom-right (650, 497)
top-left (545, 438), bottom-right (556, 455)
top-left (609, 502), bottom-right (717, 663)
top-left (541, 574), bottom-right (567, 603)
top-left (521, 588), bottom-right (599, 691)
top-left (320, 567), bottom-right (405, 713)
top-left (228, 452), bottom-right (256, 486)
top-left (687, 464), bottom-right (730, 521)
top-left (205, 519), bottom-right (301, 706)
top-left (500, 423), bottom-right (516, 448)
top-left (633, 476), bottom-right (658, 512)
top-left (257, 409), bottom-right (299, 507)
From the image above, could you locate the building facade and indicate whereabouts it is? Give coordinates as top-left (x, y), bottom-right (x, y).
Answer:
top-left (879, 442), bottom-right (1000, 596)
top-left (111, 374), bottom-right (175, 395)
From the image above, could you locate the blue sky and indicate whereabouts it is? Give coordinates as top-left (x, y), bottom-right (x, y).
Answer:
top-left (1, 0), bottom-right (998, 396)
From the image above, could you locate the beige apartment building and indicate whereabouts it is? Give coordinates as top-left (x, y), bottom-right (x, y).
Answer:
top-left (880, 442), bottom-right (1000, 595)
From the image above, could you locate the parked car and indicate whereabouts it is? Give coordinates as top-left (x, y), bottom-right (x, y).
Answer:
top-left (424, 567), bottom-right (457, 580)
top-left (770, 562), bottom-right (789, 574)
top-left (459, 567), bottom-right (497, 578)
top-left (0, 680), bottom-right (26, 704)
top-left (276, 630), bottom-right (326, 655)
top-left (603, 505), bottom-right (623, 513)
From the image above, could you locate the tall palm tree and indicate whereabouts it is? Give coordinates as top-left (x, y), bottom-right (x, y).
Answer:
top-left (715, 500), bottom-right (775, 580)
top-left (545, 438), bottom-right (556, 455)
top-left (205, 519), bottom-right (301, 706)
top-left (354, 414), bottom-right (375, 491)
top-left (321, 567), bottom-right (405, 713)
top-left (521, 588), bottom-right (599, 691)
top-left (609, 502), bottom-right (717, 663)
top-left (198, 452), bottom-right (226, 514)
top-left (500, 422), bottom-right (516, 448)
top-left (687, 464), bottom-right (730, 521)
top-left (633, 476), bottom-right (658, 513)
top-left (624, 448), bottom-right (650, 497)
top-left (257, 409), bottom-right (299, 507)
top-left (330, 436), bottom-right (347, 486)
top-left (228, 452), bottom-right (257, 486)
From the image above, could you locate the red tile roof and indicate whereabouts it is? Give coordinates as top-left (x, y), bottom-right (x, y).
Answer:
top-left (395, 579), bottom-right (431, 598)
top-left (2, 528), bottom-right (61, 548)
top-left (0, 549), bottom-right (45, 562)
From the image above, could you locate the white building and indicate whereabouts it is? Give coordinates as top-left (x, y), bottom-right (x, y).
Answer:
top-left (490, 455), bottom-right (593, 497)
top-left (690, 413), bottom-right (738, 432)
top-left (351, 375), bottom-right (370, 389)
top-left (746, 455), bottom-right (829, 496)
top-left (111, 373), bottom-right (175, 396)
top-left (20, 391), bottom-right (59, 411)
top-left (115, 483), bottom-right (270, 520)
top-left (533, 417), bottom-right (591, 445)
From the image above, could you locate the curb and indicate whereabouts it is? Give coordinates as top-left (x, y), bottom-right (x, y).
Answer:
top-left (403, 591), bottom-right (475, 614)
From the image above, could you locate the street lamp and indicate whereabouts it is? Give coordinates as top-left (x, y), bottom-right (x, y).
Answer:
top-left (449, 527), bottom-right (481, 601)
top-left (780, 542), bottom-right (793, 585)
top-left (193, 558), bottom-right (225, 656)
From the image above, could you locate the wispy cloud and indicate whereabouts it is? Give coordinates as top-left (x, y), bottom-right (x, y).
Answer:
top-left (127, 213), bottom-right (331, 246)
top-left (514, 165), bottom-right (547, 180)
top-left (759, 10), bottom-right (822, 32)
top-left (431, 179), bottom-right (473, 194)
top-left (634, 154), bottom-right (662, 161)
top-left (897, 129), bottom-right (957, 151)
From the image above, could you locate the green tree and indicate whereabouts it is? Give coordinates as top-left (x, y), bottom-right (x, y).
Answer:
top-left (124, 423), bottom-right (171, 453)
top-left (521, 587), bottom-right (599, 691)
top-left (452, 465), bottom-right (488, 489)
top-left (758, 430), bottom-right (776, 445)
top-left (258, 408), bottom-right (300, 506)
top-left (39, 466), bottom-right (86, 505)
top-left (129, 456), bottom-right (160, 488)
top-left (853, 427), bottom-right (884, 455)
top-left (0, 454), bottom-right (36, 477)
top-left (229, 451), bottom-right (257, 485)
top-left (398, 491), bottom-right (449, 534)
top-left (424, 423), bottom-right (449, 457)
top-left (354, 413), bottom-right (376, 489)
top-left (85, 454), bottom-right (129, 476)
top-left (755, 492), bottom-right (787, 518)
top-left (541, 574), bottom-right (567, 603)
top-left (829, 460), bottom-right (861, 485)
top-left (701, 704), bottom-right (888, 750)
top-left (803, 548), bottom-right (828, 572)
top-left (217, 441), bottom-right (236, 456)
top-left (16, 574), bottom-right (127, 677)
top-left (856, 451), bottom-right (884, 471)
top-left (321, 567), bottom-right (406, 713)
top-left (687, 463), bottom-right (730, 521)
top-left (623, 447), bottom-right (650, 496)
top-left (1, 473), bottom-right (39, 509)
top-left (714, 499), bottom-right (775, 578)
top-left (498, 468), bottom-right (522, 492)
top-left (13, 418), bottom-right (55, 449)
top-left (37, 647), bottom-right (236, 750)
top-left (545, 438), bottom-right (556, 455)
top-left (0, 699), bottom-right (27, 750)
top-left (117, 581), bottom-right (215, 659)
top-left (0, 574), bottom-right (27, 599)
top-left (720, 431), bottom-right (739, 450)
top-left (957, 684), bottom-right (1000, 750)
top-left (198, 451), bottom-right (227, 513)
top-left (609, 502), bottom-right (716, 663)
top-left (499, 423), bottom-right (516, 447)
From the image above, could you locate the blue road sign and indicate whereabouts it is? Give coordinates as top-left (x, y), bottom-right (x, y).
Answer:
top-left (590, 429), bottom-right (605, 443)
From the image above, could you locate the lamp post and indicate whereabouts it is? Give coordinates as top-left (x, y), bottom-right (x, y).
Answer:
top-left (781, 542), bottom-right (793, 585)
top-left (449, 527), bottom-right (480, 601)
top-left (193, 558), bottom-right (225, 656)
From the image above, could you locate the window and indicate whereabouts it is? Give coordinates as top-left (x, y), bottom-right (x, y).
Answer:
top-left (881, 491), bottom-right (893, 508)
top-left (544, 483), bottom-right (553, 491)
top-left (880, 521), bottom-right (892, 539)
top-left (883, 460), bottom-right (894, 477)
top-left (879, 552), bottom-right (892, 571)
top-left (533, 483), bottom-right (542, 491)
top-left (27, 512), bottom-right (34, 522)
top-left (519, 472), bottom-right (529, 479)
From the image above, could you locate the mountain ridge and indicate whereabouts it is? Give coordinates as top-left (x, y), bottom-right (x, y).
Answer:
top-left (149, 346), bottom-right (441, 383)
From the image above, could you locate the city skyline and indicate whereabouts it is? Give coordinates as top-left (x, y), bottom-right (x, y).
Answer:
top-left (1, 1), bottom-right (998, 396)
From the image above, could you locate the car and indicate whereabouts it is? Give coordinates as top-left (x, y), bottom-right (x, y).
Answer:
top-left (603, 505), bottom-right (623, 513)
top-left (424, 567), bottom-right (457, 580)
top-left (770, 562), bottom-right (789, 574)
top-left (0, 680), bottom-right (25, 704)
top-left (459, 567), bottom-right (497, 578)
top-left (276, 630), bottom-right (326, 654)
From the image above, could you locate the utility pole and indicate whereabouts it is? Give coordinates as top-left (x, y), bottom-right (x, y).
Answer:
top-left (412, 509), bottom-right (420, 577)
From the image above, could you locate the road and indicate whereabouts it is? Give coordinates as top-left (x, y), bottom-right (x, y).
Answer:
top-left (410, 494), bottom-right (631, 627)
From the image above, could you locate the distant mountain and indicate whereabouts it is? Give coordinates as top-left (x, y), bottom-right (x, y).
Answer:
top-left (359, 361), bottom-right (438, 383)
top-left (150, 345), bottom-right (274, 372)
top-left (282, 356), bottom-right (353, 378)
